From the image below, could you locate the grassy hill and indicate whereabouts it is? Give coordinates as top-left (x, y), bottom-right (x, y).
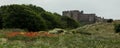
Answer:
top-left (74, 22), bottom-right (119, 37)
top-left (0, 21), bottom-right (120, 48)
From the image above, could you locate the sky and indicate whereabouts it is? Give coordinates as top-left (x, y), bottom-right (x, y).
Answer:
top-left (0, 0), bottom-right (120, 20)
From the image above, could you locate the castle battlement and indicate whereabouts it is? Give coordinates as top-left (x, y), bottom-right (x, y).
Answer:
top-left (62, 10), bottom-right (105, 24)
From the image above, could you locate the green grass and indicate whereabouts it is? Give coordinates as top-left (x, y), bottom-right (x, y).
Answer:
top-left (0, 34), bottom-right (120, 48)
top-left (0, 22), bottom-right (120, 48)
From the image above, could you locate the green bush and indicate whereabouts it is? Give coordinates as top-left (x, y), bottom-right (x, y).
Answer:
top-left (61, 16), bottom-right (80, 29)
top-left (22, 4), bottom-right (45, 13)
top-left (107, 19), bottom-right (113, 23)
top-left (0, 4), bottom-right (80, 31)
top-left (0, 28), bottom-right (26, 32)
top-left (0, 4), bottom-right (47, 31)
top-left (0, 17), bottom-right (2, 29)
top-left (114, 23), bottom-right (120, 33)
top-left (0, 9), bottom-right (2, 29)
top-left (41, 12), bottom-right (61, 29)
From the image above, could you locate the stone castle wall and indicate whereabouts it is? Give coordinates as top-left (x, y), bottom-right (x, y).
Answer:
top-left (62, 10), bottom-right (105, 24)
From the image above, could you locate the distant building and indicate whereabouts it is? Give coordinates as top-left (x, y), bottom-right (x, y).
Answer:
top-left (62, 10), bottom-right (106, 24)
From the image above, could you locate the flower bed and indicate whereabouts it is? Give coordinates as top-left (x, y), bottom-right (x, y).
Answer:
top-left (4, 32), bottom-right (58, 41)
top-left (6, 32), bottom-right (58, 37)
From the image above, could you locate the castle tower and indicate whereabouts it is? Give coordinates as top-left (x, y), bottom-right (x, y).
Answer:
top-left (62, 10), bottom-right (103, 24)
top-left (62, 10), bottom-right (80, 21)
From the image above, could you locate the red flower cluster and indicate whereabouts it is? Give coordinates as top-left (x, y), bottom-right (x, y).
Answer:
top-left (23, 32), bottom-right (39, 37)
top-left (6, 32), bottom-right (58, 38)
top-left (6, 32), bottom-right (20, 37)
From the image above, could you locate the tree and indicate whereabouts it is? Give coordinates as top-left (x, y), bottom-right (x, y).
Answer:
top-left (0, 14), bottom-right (2, 29)
top-left (0, 4), bottom-right (81, 31)
top-left (61, 16), bottom-right (80, 29)
top-left (0, 4), bottom-right (47, 31)
top-left (41, 12), bottom-right (62, 29)
top-left (0, 9), bottom-right (1, 29)
top-left (22, 4), bottom-right (45, 13)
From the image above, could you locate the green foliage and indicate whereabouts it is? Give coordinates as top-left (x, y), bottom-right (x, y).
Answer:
top-left (0, 4), bottom-right (47, 31)
top-left (0, 33), bottom-right (120, 48)
top-left (107, 19), bottom-right (113, 23)
top-left (22, 4), bottom-right (45, 13)
top-left (0, 4), bottom-right (80, 31)
top-left (41, 12), bottom-right (62, 29)
top-left (61, 16), bottom-right (80, 29)
top-left (7, 35), bottom-right (38, 41)
top-left (0, 9), bottom-right (2, 29)
top-left (0, 16), bottom-right (2, 29)
top-left (0, 21), bottom-right (120, 48)
top-left (0, 29), bottom-right (26, 33)
top-left (114, 23), bottom-right (120, 33)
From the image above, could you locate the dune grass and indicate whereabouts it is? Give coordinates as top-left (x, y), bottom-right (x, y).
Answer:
top-left (0, 22), bottom-right (120, 48)
top-left (0, 34), bottom-right (120, 48)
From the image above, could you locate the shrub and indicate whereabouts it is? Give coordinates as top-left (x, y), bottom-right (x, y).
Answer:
top-left (41, 12), bottom-right (62, 29)
top-left (114, 23), bottom-right (120, 33)
top-left (61, 16), bottom-right (80, 29)
top-left (0, 18), bottom-right (1, 28)
top-left (0, 4), bottom-right (81, 31)
top-left (0, 4), bottom-right (47, 31)
top-left (0, 9), bottom-right (2, 29)
top-left (107, 19), bottom-right (113, 23)
top-left (7, 35), bottom-right (38, 41)
top-left (22, 4), bottom-right (45, 13)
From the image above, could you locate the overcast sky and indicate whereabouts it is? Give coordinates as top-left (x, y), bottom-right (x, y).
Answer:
top-left (0, 0), bottom-right (120, 19)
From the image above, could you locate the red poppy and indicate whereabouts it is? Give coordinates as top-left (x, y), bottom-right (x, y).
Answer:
top-left (6, 32), bottom-right (59, 38)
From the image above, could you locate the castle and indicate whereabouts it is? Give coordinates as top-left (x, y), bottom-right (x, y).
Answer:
top-left (62, 10), bottom-right (106, 24)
